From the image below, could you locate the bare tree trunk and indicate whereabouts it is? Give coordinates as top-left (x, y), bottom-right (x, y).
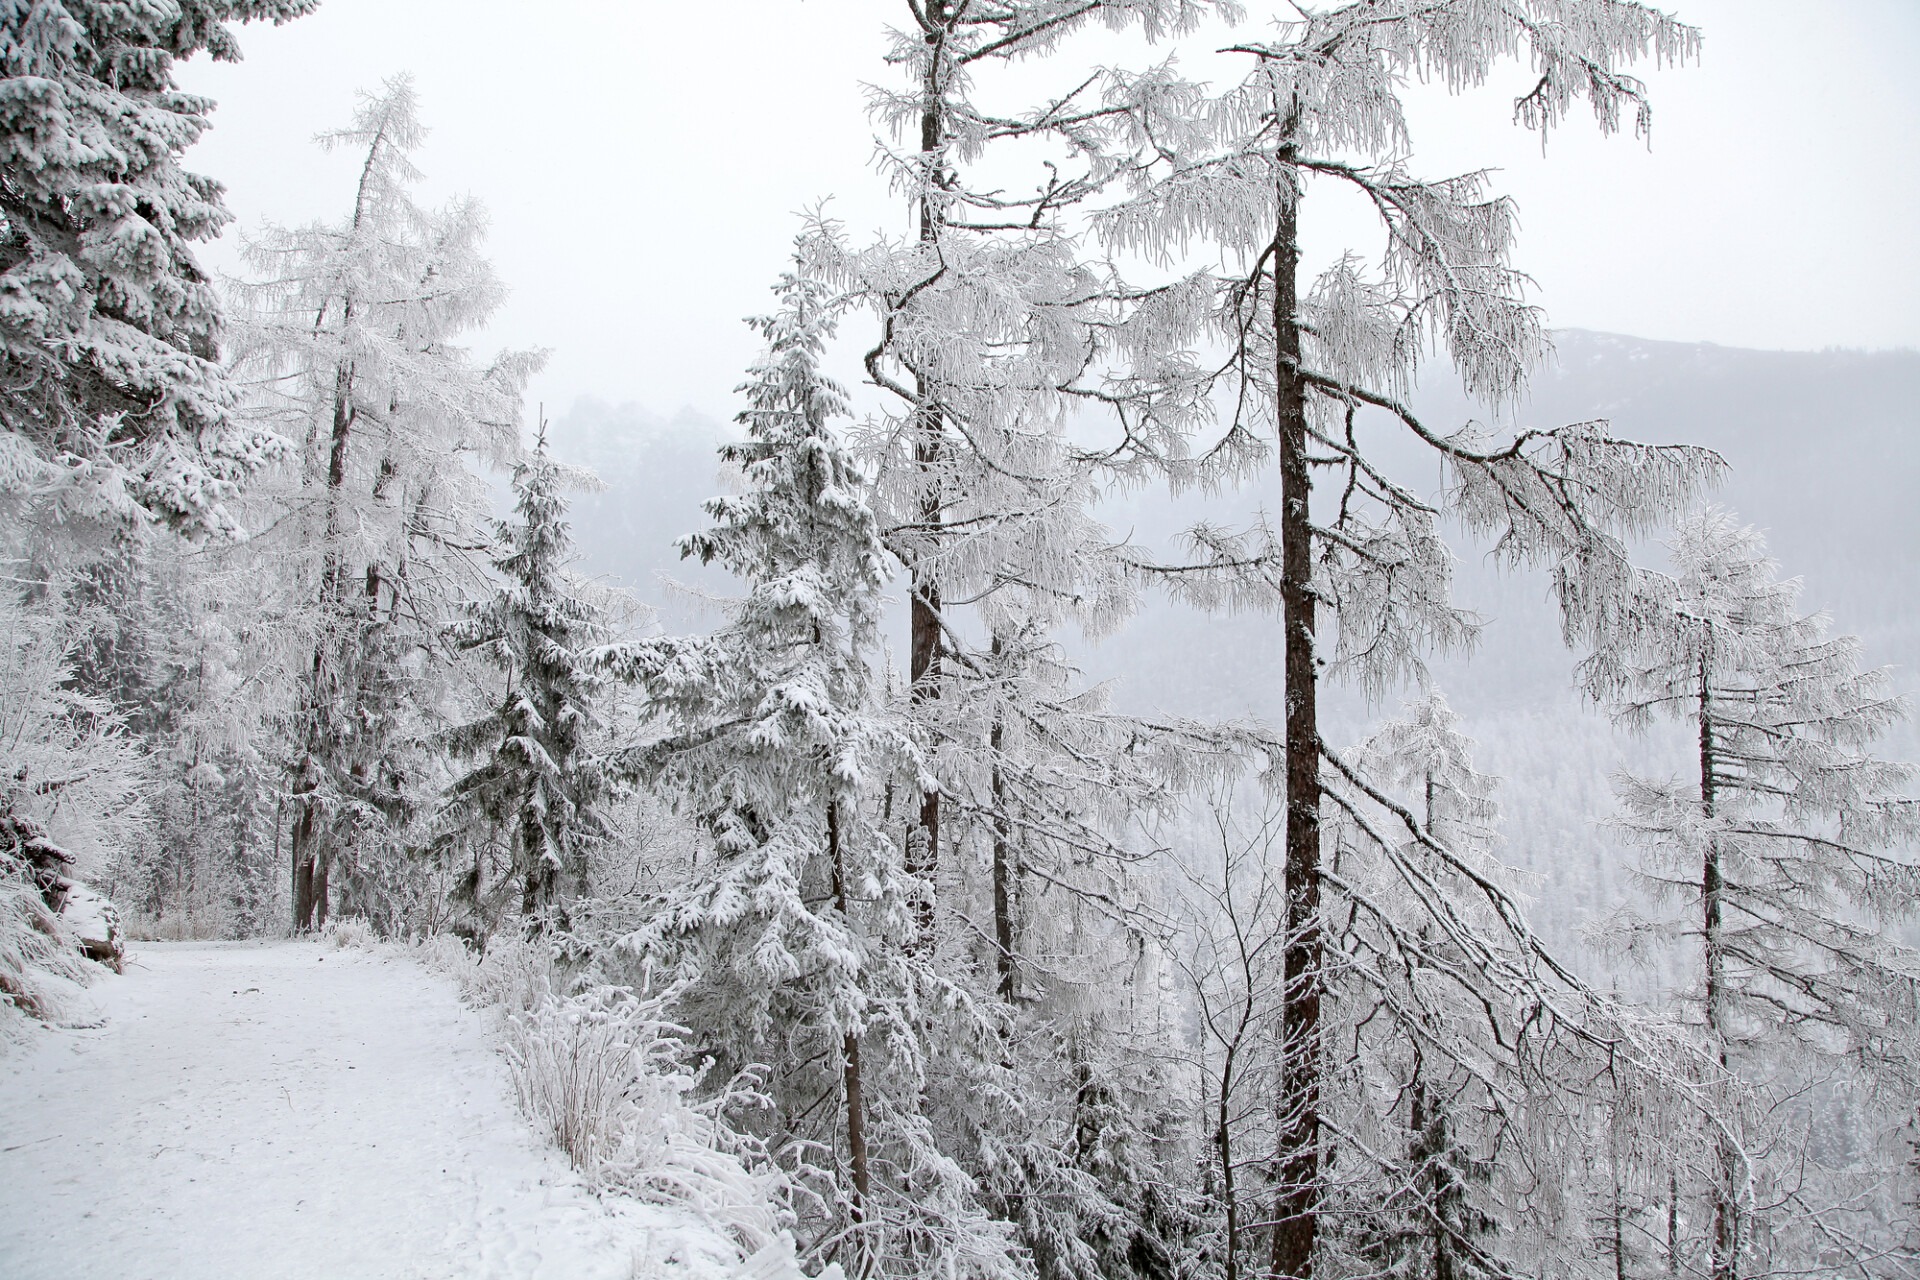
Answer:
top-left (1610, 1121), bottom-right (1629, 1280)
top-left (829, 799), bottom-right (872, 1275)
top-left (990, 638), bottom-right (1017, 1000)
top-left (290, 752), bottom-right (320, 932)
top-left (905, 0), bottom-right (953, 953)
top-left (1699, 626), bottom-right (1740, 1280)
top-left (1269, 139), bottom-right (1322, 1280)
top-left (311, 847), bottom-right (330, 929)
top-left (290, 611), bottom-right (333, 934)
top-left (1217, 1032), bottom-right (1243, 1280)
top-left (292, 341), bottom-right (357, 933)
top-left (1669, 1166), bottom-right (1682, 1276)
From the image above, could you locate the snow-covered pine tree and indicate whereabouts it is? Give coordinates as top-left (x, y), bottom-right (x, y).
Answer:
top-left (827, 0), bottom-right (1216, 953)
top-left (1581, 507), bottom-right (1920, 1278)
top-left (229, 77), bottom-right (537, 932)
top-left (442, 423), bottom-right (616, 932)
top-left (1079, 6), bottom-right (1720, 1273)
top-left (816, 8), bottom-right (1258, 1271)
top-left (0, 0), bottom-right (314, 535)
top-left (608, 256), bottom-right (997, 1278)
top-left (1338, 693), bottom-right (1510, 1280)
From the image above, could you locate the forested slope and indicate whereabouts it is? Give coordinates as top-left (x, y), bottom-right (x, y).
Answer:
top-left (559, 331), bottom-right (1920, 977)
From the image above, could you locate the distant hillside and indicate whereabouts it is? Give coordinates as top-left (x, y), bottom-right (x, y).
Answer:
top-left (544, 398), bottom-right (738, 636)
top-left (1091, 332), bottom-right (1920, 724)
top-left (544, 333), bottom-right (1920, 981)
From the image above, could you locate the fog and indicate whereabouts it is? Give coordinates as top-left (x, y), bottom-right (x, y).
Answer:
top-left (178, 0), bottom-right (1920, 424)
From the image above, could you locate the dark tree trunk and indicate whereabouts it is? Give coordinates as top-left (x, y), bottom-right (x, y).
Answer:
top-left (290, 767), bottom-right (317, 931)
top-left (1269, 146), bottom-right (1323, 1280)
top-left (1699, 626), bottom-right (1740, 1280)
top-left (905, 0), bottom-right (953, 951)
top-left (290, 732), bottom-right (324, 933)
top-left (293, 347), bottom-right (356, 934)
top-left (829, 800), bottom-right (872, 1275)
top-left (1218, 1040), bottom-right (1242, 1280)
top-left (1669, 1166), bottom-right (1682, 1276)
top-left (311, 846), bottom-right (330, 929)
top-left (990, 638), bottom-right (1017, 1000)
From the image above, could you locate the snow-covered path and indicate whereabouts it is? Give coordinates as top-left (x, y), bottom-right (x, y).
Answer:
top-left (0, 940), bottom-right (648, 1279)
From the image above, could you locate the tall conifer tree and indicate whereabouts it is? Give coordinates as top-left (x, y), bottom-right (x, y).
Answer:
top-left (1085, 7), bottom-right (1718, 1272)
top-left (231, 78), bottom-right (536, 930)
top-left (444, 425), bottom-right (615, 929)
top-left (0, 0), bottom-right (315, 534)
top-left (610, 256), bottom-right (1001, 1277)
top-left (1584, 507), bottom-right (1920, 1278)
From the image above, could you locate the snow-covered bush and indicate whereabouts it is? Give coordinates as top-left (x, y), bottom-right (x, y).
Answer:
top-left (502, 982), bottom-right (783, 1248)
top-left (321, 917), bottom-right (380, 952)
top-left (0, 592), bottom-right (150, 891)
top-left (0, 586), bottom-right (143, 1028)
top-left (58, 881), bottom-right (123, 972)
top-left (421, 934), bottom-right (790, 1261)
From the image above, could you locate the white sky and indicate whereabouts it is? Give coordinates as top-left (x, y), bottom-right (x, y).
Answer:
top-left (178, 0), bottom-right (1920, 426)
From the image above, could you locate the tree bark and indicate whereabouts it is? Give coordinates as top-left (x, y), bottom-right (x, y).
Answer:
top-left (905, 0), bottom-right (953, 952)
top-left (1669, 1166), bottom-right (1681, 1275)
top-left (1269, 138), bottom-right (1323, 1280)
top-left (990, 638), bottom-right (1018, 1000)
top-left (829, 799), bottom-right (872, 1276)
top-left (291, 335), bottom-right (357, 934)
top-left (1699, 625), bottom-right (1740, 1280)
top-left (290, 750), bottom-right (320, 932)
top-left (1217, 1027), bottom-right (1244, 1280)
top-left (311, 844), bottom-right (330, 929)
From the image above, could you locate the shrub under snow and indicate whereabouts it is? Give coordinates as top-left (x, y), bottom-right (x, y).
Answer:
top-left (503, 982), bottom-right (783, 1240)
top-left (411, 934), bottom-right (799, 1272)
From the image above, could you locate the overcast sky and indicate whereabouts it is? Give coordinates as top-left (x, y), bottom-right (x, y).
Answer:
top-left (178, 0), bottom-right (1920, 426)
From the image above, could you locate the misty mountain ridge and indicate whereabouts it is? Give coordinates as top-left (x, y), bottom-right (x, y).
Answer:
top-left (549, 329), bottom-right (1919, 976)
top-left (553, 330), bottom-right (1920, 710)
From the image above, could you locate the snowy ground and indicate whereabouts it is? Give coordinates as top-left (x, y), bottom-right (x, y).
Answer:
top-left (0, 940), bottom-right (709, 1279)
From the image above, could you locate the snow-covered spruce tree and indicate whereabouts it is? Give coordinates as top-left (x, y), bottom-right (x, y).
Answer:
top-left (1076, 6), bottom-right (1719, 1274)
top-left (816, 6), bottom-right (1260, 1272)
top-left (64, 511), bottom-right (312, 934)
top-left (229, 77), bottom-right (536, 932)
top-left (441, 424), bottom-right (617, 933)
top-left (607, 259), bottom-right (996, 1277)
top-left (0, 0), bottom-right (314, 535)
top-left (1580, 507), bottom-right (1920, 1278)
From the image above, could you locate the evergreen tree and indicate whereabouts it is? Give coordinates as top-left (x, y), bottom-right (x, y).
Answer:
top-left (1082, 6), bottom-right (1719, 1273)
top-left (443, 424), bottom-right (616, 931)
top-left (815, 8), bottom-right (1252, 1273)
top-left (1582, 507), bottom-right (1920, 1278)
top-left (0, 0), bottom-right (315, 535)
top-left (1342, 694), bottom-right (1509, 1280)
top-left (608, 255), bottom-right (1022, 1278)
top-left (229, 77), bottom-right (537, 931)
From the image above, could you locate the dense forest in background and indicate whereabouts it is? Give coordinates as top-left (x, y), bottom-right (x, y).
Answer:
top-left (4, 3), bottom-right (1918, 1280)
